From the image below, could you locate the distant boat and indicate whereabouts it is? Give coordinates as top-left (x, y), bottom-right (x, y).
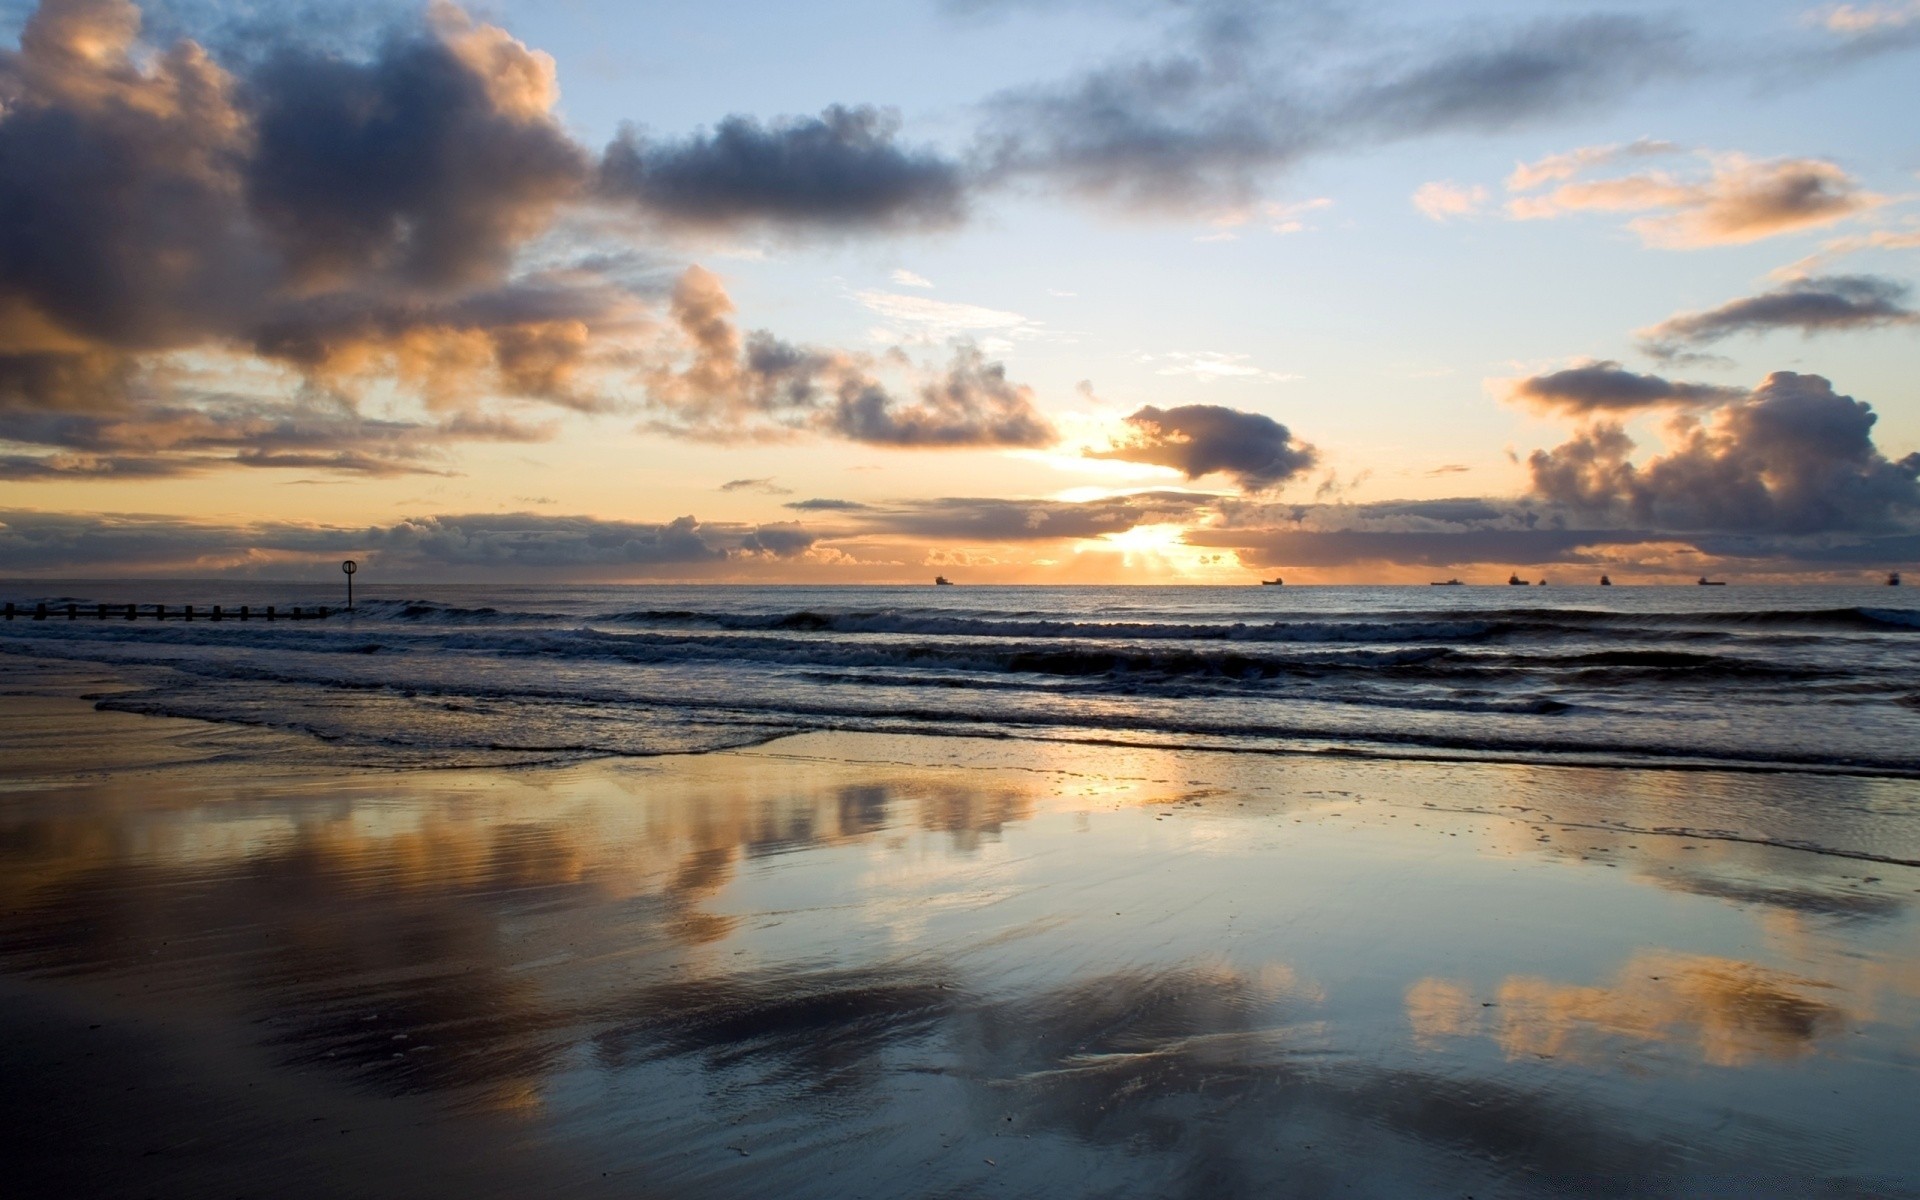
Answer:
top-left (1508, 573), bottom-right (1528, 586)
top-left (1260, 578), bottom-right (1284, 586)
top-left (1537, 579), bottom-right (1549, 586)
top-left (1599, 575), bottom-right (1612, 586)
top-left (1698, 577), bottom-right (1726, 586)
top-left (1891, 571), bottom-right (1902, 587)
top-left (1430, 579), bottom-right (1463, 586)
top-left (934, 576), bottom-right (953, 586)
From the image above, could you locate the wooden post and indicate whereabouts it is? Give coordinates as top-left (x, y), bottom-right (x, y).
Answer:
top-left (266, 605), bottom-right (276, 620)
top-left (212, 605), bottom-right (223, 621)
top-left (4, 602), bottom-right (12, 620)
top-left (240, 605), bottom-right (249, 621)
top-left (97, 603), bottom-right (107, 620)
top-left (154, 605), bottom-right (164, 620)
top-left (318, 606), bottom-right (330, 619)
top-left (67, 603), bottom-right (77, 620)
top-left (126, 604), bottom-right (135, 620)
top-left (184, 605), bottom-right (194, 621)
top-left (290, 606), bottom-right (302, 619)
top-left (35, 603), bottom-right (47, 620)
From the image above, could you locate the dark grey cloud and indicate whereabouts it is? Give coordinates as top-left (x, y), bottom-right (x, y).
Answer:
top-left (1529, 371), bottom-right (1920, 535)
top-left (1640, 275), bottom-right (1920, 361)
top-left (840, 490), bottom-right (1216, 541)
top-left (599, 106), bottom-right (966, 232)
top-left (719, 477), bottom-right (792, 495)
top-left (784, 497), bottom-right (870, 511)
top-left (1088, 403), bottom-right (1316, 490)
top-left (243, 14), bottom-right (590, 289)
top-left (975, 13), bottom-right (1684, 208)
top-left (0, 508), bottom-right (817, 576)
top-left (1340, 16), bottom-right (1683, 140)
top-left (0, 390), bottom-right (551, 478)
top-left (644, 267), bottom-right (1056, 449)
top-left (1508, 361), bottom-right (1746, 414)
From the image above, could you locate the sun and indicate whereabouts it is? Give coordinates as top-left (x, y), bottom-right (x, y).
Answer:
top-left (1083, 522), bottom-right (1242, 580)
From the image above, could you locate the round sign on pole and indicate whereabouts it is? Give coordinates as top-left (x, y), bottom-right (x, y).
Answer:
top-left (342, 559), bottom-right (357, 610)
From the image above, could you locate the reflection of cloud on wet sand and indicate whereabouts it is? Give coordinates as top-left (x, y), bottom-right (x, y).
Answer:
top-left (592, 959), bottom-right (1706, 1196)
top-left (1409, 951), bottom-right (1850, 1066)
top-left (0, 767), bottom-right (1046, 1112)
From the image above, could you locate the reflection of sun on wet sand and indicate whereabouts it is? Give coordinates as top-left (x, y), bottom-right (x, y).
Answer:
top-left (2, 695), bottom-right (1919, 1197)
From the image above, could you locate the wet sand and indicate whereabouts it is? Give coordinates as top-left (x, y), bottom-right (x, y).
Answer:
top-left (3, 683), bottom-right (1918, 1197)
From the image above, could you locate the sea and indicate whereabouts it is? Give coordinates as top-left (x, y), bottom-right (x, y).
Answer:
top-left (3, 582), bottom-right (1918, 775)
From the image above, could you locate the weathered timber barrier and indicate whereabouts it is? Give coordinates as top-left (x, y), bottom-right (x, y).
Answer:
top-left (5, 602), bottom-right (332, 621)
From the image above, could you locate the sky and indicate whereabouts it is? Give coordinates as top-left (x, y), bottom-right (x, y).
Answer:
top-left (0, 0), bottom-right (1917, 582)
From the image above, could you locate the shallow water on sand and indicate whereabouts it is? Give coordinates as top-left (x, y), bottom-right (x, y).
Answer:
top-left (2, 697), bottom-right (1916, 1198)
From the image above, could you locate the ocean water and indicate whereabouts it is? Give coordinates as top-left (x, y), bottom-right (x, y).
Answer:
top-left (4, 582), bottom-right (1918, 774)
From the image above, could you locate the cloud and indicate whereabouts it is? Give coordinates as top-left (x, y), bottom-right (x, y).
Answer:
top-left (1528, 371), bottom-right (1920, 534)
top-left (974, 14), bottom-right (1685, 211)
top-left (824, 345), bottom-right (1056, 447)
top-left (1186, 373), bottom-right (1920, 572)
top-left (784, 497), bottom-right (870, 511)
top-left (597, 105), bottom-right (966, 233)
top-left (0, 0), bottom-right (630, 472)
top-left (890, 269), bottom-right (935, 289)
top-left (1088, 403), bottom-right (1317, 491)
top-left (0, 508), bottom-right (817, 576)
top-left (244, 1), bottom-right (589, 290)
top-left (1771, 224), bottom-right (1920, 276)
top-left (1503, 361), bottom-right (1746, 414)
top-left (1536, 155), bottom-right (1876, 246)
top-left (1638, 274), bottom-right (1920, 360)
top-left (642, 266), bottom-right (1056, 448)
top-left (1506, 153), bottom-right (1882, 248)
top-left (834, 490), bottom-right (1217, 541)
top-left (1504, 137), bottom-right (1683, 191)
top-left (1411, 181), bottom-right (1488, 221)
top-left (719, 477), bottom-right (792, 494)
top-left (852, 290), bottom-right (1039, 342)
top-left (1148, 351), bottom-right (1299, 382)
top-left (0, 390), bottom-right (557, 479)
top-left (1811, 1), bottom-right (1920, 34)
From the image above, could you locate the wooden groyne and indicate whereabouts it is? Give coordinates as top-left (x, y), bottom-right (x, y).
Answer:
top-left (5, 602), bottom-right (335, 621)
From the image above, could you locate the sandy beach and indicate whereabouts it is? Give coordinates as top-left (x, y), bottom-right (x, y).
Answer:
top-left (3, 662), bottom-right (1917, 1198)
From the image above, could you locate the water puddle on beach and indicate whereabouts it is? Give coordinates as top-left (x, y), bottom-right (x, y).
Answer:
top-left (2, 707), bottom-right (1918, 1198)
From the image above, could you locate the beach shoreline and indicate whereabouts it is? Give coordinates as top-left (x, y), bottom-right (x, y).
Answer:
top-left (3, 677), bottom-right (1918, 1197)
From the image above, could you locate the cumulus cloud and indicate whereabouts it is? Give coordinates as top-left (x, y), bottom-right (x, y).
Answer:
top-left (0, 508), bottom-right (817, 576)
top-left (642, 266), bottom-right (1056, 448)
top-left (598, 105), bottom-right (966, 233)
top-left (1088, 403), bottom-right (1316, 491)
top-left (1528, 371), bottom-right (1920, 534)
top-left (1505, 152), bottom-right (1881, 248)
top-left (0, 0), bottom-right (628, 476)
top-left (1503, 361), bottom-right (1746, 414)
top-left (1638, 274), bottom-right (1920, 360)
top-left (1180, 372), bottom-right (1920, 573)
